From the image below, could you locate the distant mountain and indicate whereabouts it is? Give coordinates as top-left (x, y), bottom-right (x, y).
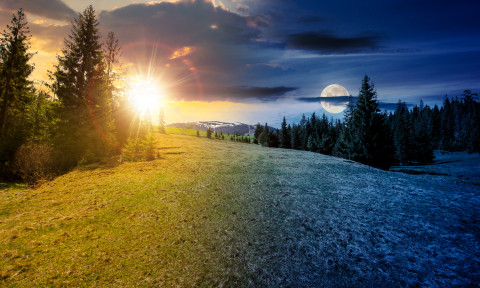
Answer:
top-left (166, 121), bottom-right (276, 136)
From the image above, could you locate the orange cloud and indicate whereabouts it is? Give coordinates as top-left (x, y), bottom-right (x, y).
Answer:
top-left (169, 46), bottom-right (195, 60)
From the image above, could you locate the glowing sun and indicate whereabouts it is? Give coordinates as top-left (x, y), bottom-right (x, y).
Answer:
top-left (128, 78), bottom-right (163, 116)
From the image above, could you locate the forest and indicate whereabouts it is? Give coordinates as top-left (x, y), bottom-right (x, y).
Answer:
top-left (254, 82), bottom-right (480, 170)
top-left (0, 7), bottom-right (151, 183)
top-left (1, 7), bottom-right (479, 185)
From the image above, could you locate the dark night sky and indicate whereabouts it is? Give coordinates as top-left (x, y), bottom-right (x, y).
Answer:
top-left (1, 0), bottom-right (479, 125)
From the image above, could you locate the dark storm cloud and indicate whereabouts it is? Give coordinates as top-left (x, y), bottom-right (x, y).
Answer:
top-left (0, 0), bottom-right (76, 21)
top-left (170, 85), bottom-right (298, 102)
top-left (286, 32), bottom-right (381, 54)
top-left (98, 0), bottom-right (272, 101)
top-left (224, 86), bottom-right (298, 100)
top-left (297, 96), bottom-right (354, 103)
top-left (99, 0), bottom-right (260, 48)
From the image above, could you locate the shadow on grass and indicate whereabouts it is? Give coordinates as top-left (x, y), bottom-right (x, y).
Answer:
top-left (0, 182), bottom-right (28, 191)
top-left (74, 155), bottom-right (124, 172)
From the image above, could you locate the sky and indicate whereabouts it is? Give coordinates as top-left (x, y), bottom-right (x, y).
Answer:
top-left (1, 0), bottom-right (479, 127)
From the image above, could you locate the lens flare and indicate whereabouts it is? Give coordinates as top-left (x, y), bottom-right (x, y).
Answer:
top-left (128, 78), bottom-right (163, 118)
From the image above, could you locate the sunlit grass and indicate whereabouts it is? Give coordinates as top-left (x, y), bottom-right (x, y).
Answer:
top-left (3, 132), bottom-right (475, 286)
top-left (164, 126), bottom-right (253, 142)
top-left (0, 133), bottom-right (265, 286)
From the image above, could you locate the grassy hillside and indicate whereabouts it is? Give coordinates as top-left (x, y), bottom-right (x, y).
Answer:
top-left (1, 133), bottom-right (479, 286)
top-left (165, 126), bottom-right (253, 142)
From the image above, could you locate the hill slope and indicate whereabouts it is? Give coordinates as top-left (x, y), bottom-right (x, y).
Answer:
top-left (1, 133), bottom-right (479, 286)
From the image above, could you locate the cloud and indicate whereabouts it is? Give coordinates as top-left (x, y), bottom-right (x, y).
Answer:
top-left (30, 23), bottom-right (70, 53)
top-left (246, 14), bottom-right (271, 28)
top-left (221, 85), bottom-right (298, 101)
top-left (99, 0), bottom-right (260, 47)
top-left (377, 102), bottom-right (414, 111)
top-left (286, 32), bottom-right (381, 54)
top-left (170, 84), bottom-right (298, 102)
top-left (0, 0), bottom-right (76, 21)
top-left (236, 4), bottom-right (249, 13)
top-left (296, 96), bottom-right (354, 103)
top-left (98, 0), bottom-right (272, 102)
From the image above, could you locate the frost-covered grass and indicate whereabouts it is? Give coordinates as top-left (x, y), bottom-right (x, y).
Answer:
top-left (1, 134), bottom-right (479, 286)
top-left (390, 150), bottom-right (480, 186)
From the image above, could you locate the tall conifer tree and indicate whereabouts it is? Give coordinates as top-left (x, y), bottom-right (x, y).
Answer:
top-left (0, 9), bottom-right (35, 174)
top-left (51, 6), bottom-right (115, 168)
top-left (350, 75), bottom-right (393, 169)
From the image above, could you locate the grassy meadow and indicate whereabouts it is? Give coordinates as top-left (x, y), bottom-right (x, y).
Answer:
top-left (0, 131), bottom-right (272, 286)
top-left (164, 126), bottom-right (253, 142)
top-left (1, 129), bottom-right (479, 287)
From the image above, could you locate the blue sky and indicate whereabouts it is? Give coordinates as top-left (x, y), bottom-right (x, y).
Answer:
top-left (1, 0), bottom-right (479, 126)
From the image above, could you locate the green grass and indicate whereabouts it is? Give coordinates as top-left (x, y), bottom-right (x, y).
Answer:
top-left (2, 132), bottom-right (477, 286)
top-left (164, 126), bottom-right (203, 136)
top-left (0, 182), bottom-right (28, 193)
top-left (164, 126), bottom-right (254, 142)
top-left (0, 133), bottom-right (265, 286)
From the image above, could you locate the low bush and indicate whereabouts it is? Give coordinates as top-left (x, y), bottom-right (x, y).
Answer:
top-left (14, 142), bottom-right (55, 185)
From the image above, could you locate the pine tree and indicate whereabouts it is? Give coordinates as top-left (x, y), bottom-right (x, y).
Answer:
top-left (206, 127), bottom-right (212, 138)
top-left (0, 9), bottom-right (34, 138)
top-left (253, 122), bottom-right (263, 144)
top-left (317, 114), bottom-right (334, 155)
top-left (286, 124), bottom-right (292, 149)
top-left (51, 6), bottom-right (115, 168)
top-left (333, 97), bottom-right (355, 158)
top-left (259, 123), bottom-right (269, 146)
top-left (280, 116), bottom-right (291, 148)
top-left (103, 31), bottom-right (134, 146)
top-left (104, 31), bottom-right (121, 83)
top-left (392, 101), bottom-right (413, 164)
top-left (411, 103), bottom-right (434, 163)
top-left (303, 118), bottom-right (312, 151)
top-left (440, 97), bottom-right (455, 150)
top-left (0, 9), bottom-right (35, 175)
top-left (430, 104), bottom-right (441, 148)
top-left (29, 91), bottom-right (57, 143)
top-left (290, 124), bottom-right (301, 150)
top-left (349, 75), bottom-right (394, 169)
top-left (269, 129), bottom-right (279, 147)
top-left (298, 114), bottom-right (307, 150)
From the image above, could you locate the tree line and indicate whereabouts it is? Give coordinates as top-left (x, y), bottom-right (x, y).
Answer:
top-left (254, 76), bottom-right (479, 170)
top-left (0, 7), bottom-right (151, 183)
top-left (2, 7), bottom-right (478, 182)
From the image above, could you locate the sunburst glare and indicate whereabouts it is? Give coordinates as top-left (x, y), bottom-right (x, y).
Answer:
top-left (128, 77), bottom-right (164, 120)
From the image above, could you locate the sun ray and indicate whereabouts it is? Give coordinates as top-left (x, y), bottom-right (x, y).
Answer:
top-left (127, 77), bottom-right (164, 122)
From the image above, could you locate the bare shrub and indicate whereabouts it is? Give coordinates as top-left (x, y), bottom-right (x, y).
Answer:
top-left (14, 143), bottom-right (55, 185)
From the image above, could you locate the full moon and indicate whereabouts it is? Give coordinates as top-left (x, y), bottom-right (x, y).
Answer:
top-left (320, 84), bottom-right (349, 114)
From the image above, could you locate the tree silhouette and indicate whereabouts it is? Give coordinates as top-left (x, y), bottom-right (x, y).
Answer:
top-left (51, 5), bottom-right (115, 168)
